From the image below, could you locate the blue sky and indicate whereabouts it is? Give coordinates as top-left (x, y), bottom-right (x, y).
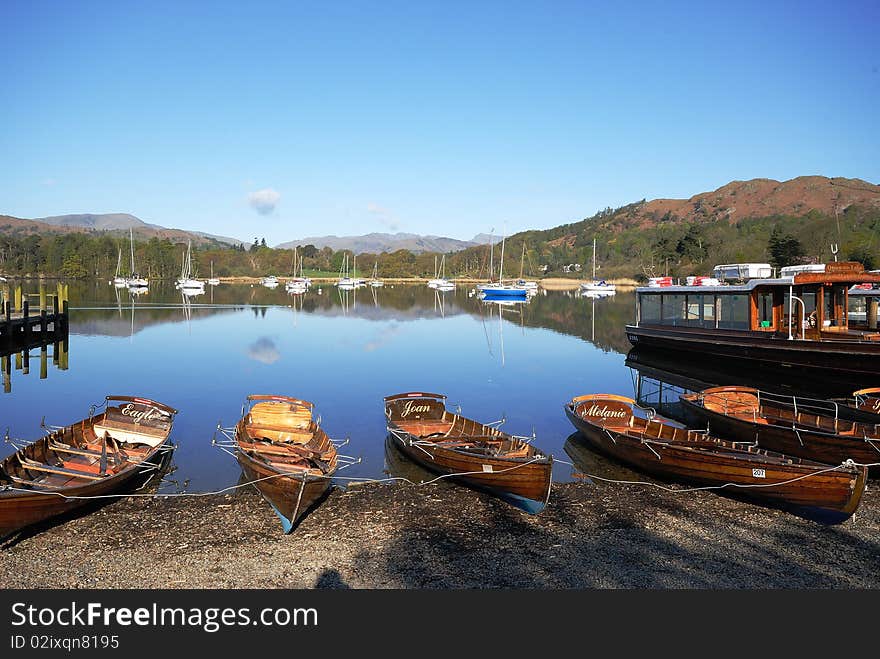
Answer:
top-left (1, 0), bottom-right (877, 245)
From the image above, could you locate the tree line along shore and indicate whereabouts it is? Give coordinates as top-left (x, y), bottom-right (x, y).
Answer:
top-left (1, 202), bottom-right (876, 282)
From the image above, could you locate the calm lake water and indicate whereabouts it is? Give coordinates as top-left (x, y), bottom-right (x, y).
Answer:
top-left (1, 280), bottom-right (863, 495)
top-left (0, 282), bottom-right (638, 492)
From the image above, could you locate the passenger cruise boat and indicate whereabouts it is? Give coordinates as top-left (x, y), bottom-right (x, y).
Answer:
top-left (625, 262), bottom-right (880, 377)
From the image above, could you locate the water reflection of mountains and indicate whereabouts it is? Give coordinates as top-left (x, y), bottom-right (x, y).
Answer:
top-left (64, 281), bottom-right (635, 352)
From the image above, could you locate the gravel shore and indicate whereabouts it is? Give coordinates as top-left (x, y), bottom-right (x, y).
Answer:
top-left (2, 475), bottom-right (878, 589)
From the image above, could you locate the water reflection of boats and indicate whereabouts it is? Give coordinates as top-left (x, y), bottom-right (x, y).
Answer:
top-left (480, 295), bottom-right (528, 366)
top-left (231, 396), bottom-right (338, 533)
top-left (383, 435), bottom-right (437, 484)
top-left (0, 396), bottom-right (178, 538)
top-left (626, 346), bottom-right (869, 409)
top-left (563, 394), bottom-right (867, 523)
top-left (384, 392), bottom-right (552, 512)
top-left (563, 433), bottom-right (644, 484)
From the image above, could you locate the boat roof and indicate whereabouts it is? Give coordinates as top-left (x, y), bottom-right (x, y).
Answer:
top-left (638, 262), bottom-right (880, 293)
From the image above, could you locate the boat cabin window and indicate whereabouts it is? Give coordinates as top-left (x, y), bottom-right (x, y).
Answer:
top-left (640, 294), bottom-right (661, 323)
top-left (823, 285), bottom-right (847, 328)
top-left (802, 289), bottom-right (817, 322)
top-left (686, 294), bottom-right (715, 328)
top-left (661, 294), bottom-right (686, 326)
top-left (718, 294), bottom-right (749, 330)
top-left (757, 291), bottom-right (773, 328)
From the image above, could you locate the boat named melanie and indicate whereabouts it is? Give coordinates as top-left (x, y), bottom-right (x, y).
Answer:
top-left (564, 393), bottom-right (867, 523)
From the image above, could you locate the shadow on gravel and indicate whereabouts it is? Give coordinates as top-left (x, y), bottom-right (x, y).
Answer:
top-left (353, 440), bottom-right (880, 589)
top-left (314, 568), bottom-right (350, 589)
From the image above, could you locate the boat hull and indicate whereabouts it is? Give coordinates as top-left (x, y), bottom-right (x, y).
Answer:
top-left (478, 286), bottom-right (528, 297)
top-left (235, 450), bottom-right (332, 533)
top-left (388, 432), bottom-right (551, 506)
top-left (564, 404), bottom-right (866, 523)
top-left (626, 324), bottom-right (880, 378)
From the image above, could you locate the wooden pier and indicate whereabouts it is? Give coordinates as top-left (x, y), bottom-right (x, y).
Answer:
top-left (0, 283), bottom-right (70, 392)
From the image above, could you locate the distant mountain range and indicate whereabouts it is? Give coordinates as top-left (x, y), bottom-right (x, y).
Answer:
top-left (0, 212), bottom-right (244, 247)
top-left (4, 176), bottom-right (877, 257)
top-left (276, 232), bottom-right (501, 254)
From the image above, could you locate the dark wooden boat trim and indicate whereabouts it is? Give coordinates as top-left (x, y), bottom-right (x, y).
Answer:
top-left (679, 386), bottom-right (880, 471)
top-left (233, 396), bottom-right (336, 533)
top-left (0, 397), bottom-right (177, 538)
top-left (384, 391), bottom-right (552, 509)
top-left (564, 393), bottom-right (867, 523)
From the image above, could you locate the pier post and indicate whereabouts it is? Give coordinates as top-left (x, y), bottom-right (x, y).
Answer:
top-left (40, 345), bottom-right (47, 380)
top-left (15, 351), bottom-right (22, 371)
top-left (869, 297), bottom-right (878, 331)
top-left (40, 308), bottom-right (47, 334)
top-left (39, 283), bottom-right (46, 313)
top-left (4, 300), bottom-right (11, 338)
top-left (52, 341), bottom-right (60, 366)
top-left (60, 336), bottom-right (68, 371)
top-left (22, 347), bottom-right (29, 374)
top-left (2, 354), bottom-right (9, 393)
top-left (14, 286), bottom-right (22, 313)
top-left (22, 300), bottom-right (30, 342)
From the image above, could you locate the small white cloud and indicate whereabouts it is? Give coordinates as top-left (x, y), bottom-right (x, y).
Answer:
top-left (367, 202), bottom-right (400, 231)
top-left (247, 336), bottom-right (281, 364)
top-left (248, 188), bottom-right (281, 215)
top-left (364, 323), bottom-right (400, 352)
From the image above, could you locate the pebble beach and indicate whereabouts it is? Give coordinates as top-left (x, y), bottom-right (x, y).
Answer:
top-left (2, 477), bottom-right (878, 589)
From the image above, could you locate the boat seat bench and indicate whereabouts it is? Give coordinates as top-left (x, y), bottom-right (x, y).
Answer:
top-left (93, 419), bottom-right (166, 447)
top-left (16, 454), bottom-right (107, 481)
top-left (246, 423), bottom-right (313, 441)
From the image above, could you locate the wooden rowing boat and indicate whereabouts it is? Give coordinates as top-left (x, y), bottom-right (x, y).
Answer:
top-left (679, 386), bottom-right (880, 472)
top-left (564, 393), bottom-right (867, 523)
top-left (234, 395), bottom-right (337, 533)
top-left (384, 392), bottom-right (552, 511)
top-left (0, 395), bottom-right (177, 538)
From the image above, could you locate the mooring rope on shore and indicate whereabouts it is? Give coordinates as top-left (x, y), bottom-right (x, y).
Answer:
top-left (0, 457), bottom-right (548, 502)
top-left (552, 457), bottom-right (879, 494)
top-left (3, 451), bottom-right (876, 504)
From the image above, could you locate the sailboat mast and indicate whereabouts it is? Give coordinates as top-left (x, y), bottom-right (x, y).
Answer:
top-left (520, 242), bottom-right (525, 279)
top-left (129, 229), bottom-right (135, 275)
top-left (499, 234), bottom-right (505, 282)
top-left (592, 237), bottom-right (596, 280)
top-left (489, 232), bottom-right (494, 282)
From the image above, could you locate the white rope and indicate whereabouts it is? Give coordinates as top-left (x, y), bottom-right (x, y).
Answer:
top-left (0, 457), bottom-right (548, 501)
top-left (556, 457), bottom-right (879, 494)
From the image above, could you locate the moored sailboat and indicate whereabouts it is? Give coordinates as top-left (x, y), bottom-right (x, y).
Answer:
top-left (126, 229), bottom-right (149, 290)
top-left (580, 238), bottom-right (616, 295)
top-left (176, 241), bottom-right (205, 292)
